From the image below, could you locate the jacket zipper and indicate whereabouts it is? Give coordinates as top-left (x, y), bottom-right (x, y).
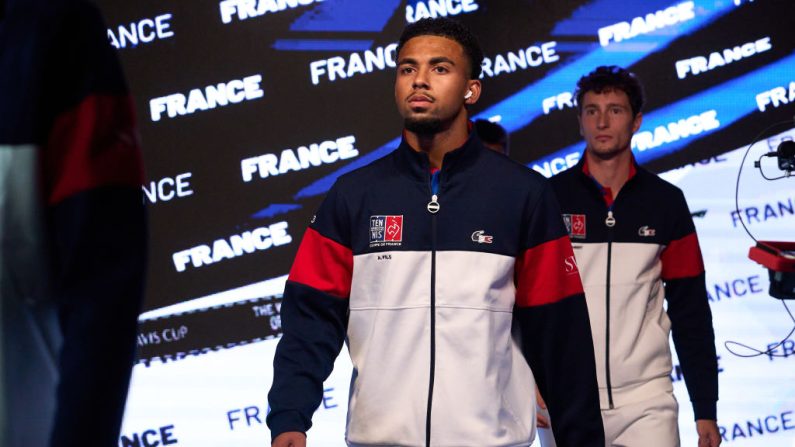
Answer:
top-left (425, 172), bottom-right (441, 447)
top-left (604, 209), bottom-right (615, 409)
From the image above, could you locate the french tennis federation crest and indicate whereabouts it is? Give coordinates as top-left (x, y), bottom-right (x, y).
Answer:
top-left (563, 214), bottom-right (586, 239)
top-left (370, 215), bottom-right (403, 247)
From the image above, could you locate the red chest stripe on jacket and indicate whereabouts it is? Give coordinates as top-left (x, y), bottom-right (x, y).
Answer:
top-left (661, 232), bottom-right (705, 280)
top-left (45, 94), bottom-right (144, 206)
top-left (515, 235), bottom-right (584, 307)
top-left (289, 227), bottom-right (353, 298)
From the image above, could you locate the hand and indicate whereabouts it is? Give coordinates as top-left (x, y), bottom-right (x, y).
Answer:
top-left (535, 386), bottom-right (550, 429)
top-left (696, 419), bottom-right (721, 447)
top-left (272, 431), bottom-right (307, 447)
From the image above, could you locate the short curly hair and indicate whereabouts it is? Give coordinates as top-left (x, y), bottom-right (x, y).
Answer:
top-left (575, 66), bottom-right (645, 116)
top-left (397, 17), bottom-right (484, 80)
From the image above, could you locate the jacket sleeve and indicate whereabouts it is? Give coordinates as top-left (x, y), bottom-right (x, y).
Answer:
top-left (266, 184), bottom-right (352, 440)
top-left (42, 2), bottom-right (147, 445)
top-left (661, 189), bottom-right (718, 420)
top-left (514, 181), bottom-right (604, 447)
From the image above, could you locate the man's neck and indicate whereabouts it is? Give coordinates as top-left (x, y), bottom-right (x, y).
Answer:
top-left (585, 148), bottom-right (633, 195)
top-left (405, 113), bottom-right (469, 169)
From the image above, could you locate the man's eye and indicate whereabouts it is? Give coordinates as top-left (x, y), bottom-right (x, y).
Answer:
top-left (433, 66), bottom-right (448, 73)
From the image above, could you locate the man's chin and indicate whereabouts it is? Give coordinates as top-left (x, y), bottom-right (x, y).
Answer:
top-left (588, 144), bottom-right (629, 160)
top-left (405, 117), bottom-right (443, 136)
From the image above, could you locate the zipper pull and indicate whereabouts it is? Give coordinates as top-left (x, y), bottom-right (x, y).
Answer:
top-left (605, 210), bottom-right (616, 227)
top-left (427, 194), bottom-right (440, 214)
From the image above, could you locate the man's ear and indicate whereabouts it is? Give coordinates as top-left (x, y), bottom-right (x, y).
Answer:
top-left (464, 80), bottom-right (482, 105)
top-left (632, 112), bottom-right (643, 134)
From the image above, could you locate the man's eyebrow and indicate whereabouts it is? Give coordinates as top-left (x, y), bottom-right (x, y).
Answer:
top-left (397, 56), bottom-right (456, 66)
top-left (429, 56), bottom-right (455, 65)
top-left (583, 102), bottom-right (628, 109)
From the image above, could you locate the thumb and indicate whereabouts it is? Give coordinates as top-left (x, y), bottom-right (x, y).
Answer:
top-left (535, 386), bottom-right (547, 409)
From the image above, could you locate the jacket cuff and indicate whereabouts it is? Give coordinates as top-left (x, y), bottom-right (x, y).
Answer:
top-left (692, 400), bottom-right (717, 420)
top-left (267, 410), bottom-right (308, 441)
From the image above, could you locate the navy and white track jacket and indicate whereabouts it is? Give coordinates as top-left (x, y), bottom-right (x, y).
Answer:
top-left (267, 133), bottom-right (604, 447)
top-left (550, 157), bottom-right (718, 420)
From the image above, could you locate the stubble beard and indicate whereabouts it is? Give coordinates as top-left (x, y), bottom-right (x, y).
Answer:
top-left (404, 116), bottom-right (444, 136)
top-left (588, 141), bottom-right (630, 161)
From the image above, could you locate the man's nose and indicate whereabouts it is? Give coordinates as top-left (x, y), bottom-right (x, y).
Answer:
top-left (596, 112), bottom-right (609, 128)
top-left (412, 70), bottom-right (429, 89)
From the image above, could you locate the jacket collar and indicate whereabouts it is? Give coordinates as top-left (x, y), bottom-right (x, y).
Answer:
top-left (394, 127), bottom-right (484, 183)
top-left (575, 151), bottom-right (643, 183)
top-left (572, 151), bottom-right (645, 204)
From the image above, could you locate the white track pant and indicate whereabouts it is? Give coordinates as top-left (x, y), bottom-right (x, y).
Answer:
top-left (537, 390), bottom-right (680, 447)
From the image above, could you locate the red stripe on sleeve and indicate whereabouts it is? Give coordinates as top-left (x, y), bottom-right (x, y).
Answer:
top-left (44, 94), bottom-right (144, 205)
top-left (661, 232), bottom-right (705, 280)
top-left (288, 227), bottom-right (353, 299)
top-left (515, 235), bottom-right (584, 307)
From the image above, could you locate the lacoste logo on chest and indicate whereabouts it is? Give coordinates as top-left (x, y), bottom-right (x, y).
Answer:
top-left (471, 230), bottom-right (494, 244)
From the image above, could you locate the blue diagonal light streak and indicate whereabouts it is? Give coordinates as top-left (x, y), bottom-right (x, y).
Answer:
top-left (290, 0), bottom-right (401, 32)
top-left (552, 0), bottom-right (679, 36)
top-left (252, 203), bottom-right (303, 219)
top-left (294, 136), bottom-right (401, 199)
top-left (273, 39), bottom-right (374, 51)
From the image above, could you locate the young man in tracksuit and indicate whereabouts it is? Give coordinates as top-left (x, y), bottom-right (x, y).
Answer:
top-left (543, 66), bottom-right (721, 446)
top-left (267, 18), bottom-right (604, 447)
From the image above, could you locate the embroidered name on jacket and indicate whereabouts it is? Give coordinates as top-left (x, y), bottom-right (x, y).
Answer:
top-left (563, 214), bottom-right (587, 239)
top-left (369, 215), bottom-right (403, 247)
